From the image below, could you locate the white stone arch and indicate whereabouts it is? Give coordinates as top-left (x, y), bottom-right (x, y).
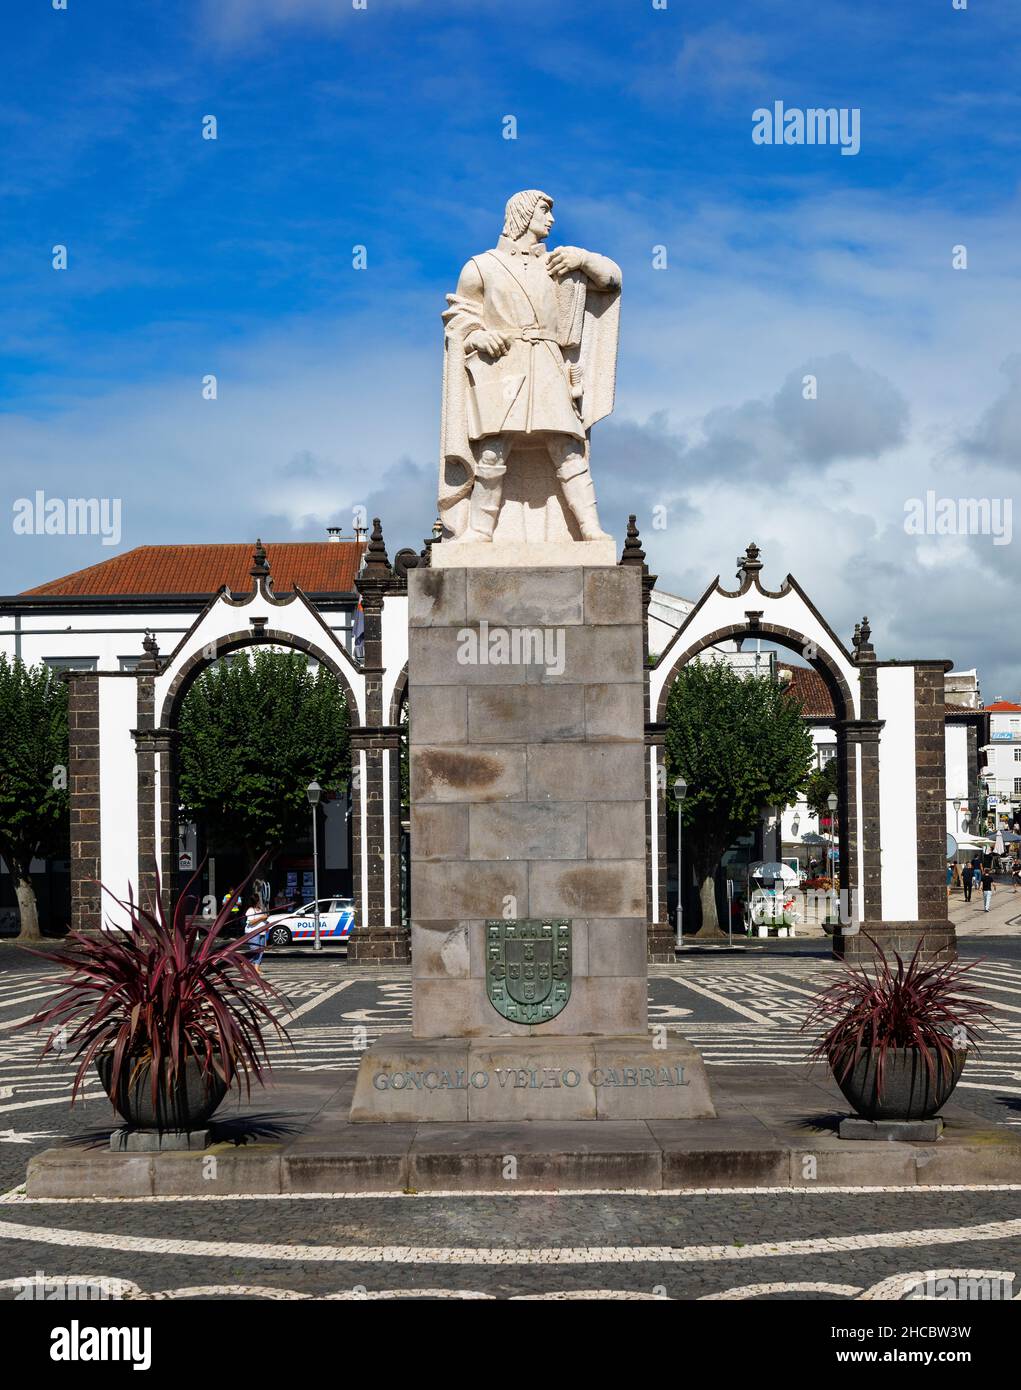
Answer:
top-left (138, 568), bottom-right (366, 921)
top-left (641, 543), bottom-right (956, 960)
top-left (649, 565), bottom-right (860, 724)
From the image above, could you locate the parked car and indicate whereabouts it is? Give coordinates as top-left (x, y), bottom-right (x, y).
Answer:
top-left (265, 897), bottom-right (355, 949)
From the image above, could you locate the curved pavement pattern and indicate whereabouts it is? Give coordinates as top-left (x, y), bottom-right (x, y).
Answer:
top-left (0, 1188), bottom-right (1020, 1300)
top-left (3, 945), bottom-right (1021, 1299)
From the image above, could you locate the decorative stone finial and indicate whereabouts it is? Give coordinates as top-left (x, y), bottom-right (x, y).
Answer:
top-left (138, 629), bottom-right (160, 671)
top-left (620, 515), bottom-right (646, 568)
top-left (250, 539), bottom-right (270, 578)
top-left (852, 614), bottom-right (875, 661)
top-left (737, 542), bottom-right (763, 583)
top-left (361, 517), bottom-right (392, 577)
top-left (418, 518), bottom-right (443, 567)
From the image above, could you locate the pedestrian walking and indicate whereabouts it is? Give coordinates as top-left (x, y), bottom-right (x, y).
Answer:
top-left (963, 861), bottom-right (974, 903)
top-left (245, 893), bottom-right (271, 971)
top-left (981, 867), bottom-right (995, 913)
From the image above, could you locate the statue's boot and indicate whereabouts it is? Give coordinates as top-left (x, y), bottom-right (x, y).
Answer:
top-left (558, 467), bottom-right (612, 542)
top-left (459, 453), bottom-right (505, 543)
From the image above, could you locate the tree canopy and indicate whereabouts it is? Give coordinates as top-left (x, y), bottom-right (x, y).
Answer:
top-left (804, 756), bottom-right (839, 819)
top-left (0, 655), bottom-right (69, 939)
top-left (177, 649), bottom-right (350, 862)
top-left (664, 660), bottom-right (815, 936)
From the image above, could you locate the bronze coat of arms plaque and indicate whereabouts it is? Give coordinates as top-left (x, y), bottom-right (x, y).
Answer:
top-left (485, 919), bottom-right (572, 1024)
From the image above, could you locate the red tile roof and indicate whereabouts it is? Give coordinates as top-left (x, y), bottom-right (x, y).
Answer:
top-left (986, 700), bottom-right (1021, 712)
top-left (779, 665), bottom-right (835, 718)
top-left (778, 665), bottom-right (986, 722)
top-left (21, 543), bottom-right (365, 598)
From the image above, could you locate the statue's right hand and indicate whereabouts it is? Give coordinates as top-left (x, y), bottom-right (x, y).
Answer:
top-left (466, 329), bottom-right (511, 359)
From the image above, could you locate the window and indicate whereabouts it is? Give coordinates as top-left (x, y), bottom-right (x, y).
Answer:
top-left (1015, 748), bottom-right (1021, 763)
top-left (818, 744), bottom-right (837, 767)
top-left (1015, 778), bottom-right (1021, 795)
top-left (43, 657), bottom-right (98, 672)
top-left (118, 656), bottom-right (141, 672)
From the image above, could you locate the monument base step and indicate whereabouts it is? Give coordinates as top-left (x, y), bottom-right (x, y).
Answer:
top-left (349, 1033), bottom-right (715, 1123)
top-left (25, 1067), bottom-right (1021, 1197)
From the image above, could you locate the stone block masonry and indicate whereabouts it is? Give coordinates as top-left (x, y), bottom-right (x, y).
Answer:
top-left (68, 673), bottom-right (101, 932)
top-left (407, 564), bottom-right (648, 1040)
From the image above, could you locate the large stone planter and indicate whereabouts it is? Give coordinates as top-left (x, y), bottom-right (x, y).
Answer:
top-left (833, 1046), bottom-right (965, 1121)
top-left (96, 1053), bottom-right (228, 1131)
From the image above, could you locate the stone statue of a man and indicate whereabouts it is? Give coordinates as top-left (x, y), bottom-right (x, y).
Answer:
top-left (438, 190), bottom-right (621, 544)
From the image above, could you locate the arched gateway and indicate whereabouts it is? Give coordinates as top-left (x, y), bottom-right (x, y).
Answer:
top-left (644, 539), bottom-right (953, 962)
top-left (66, 531), bottom-right (411, 962)
top-left (64, 528), bottom-right (954, 966)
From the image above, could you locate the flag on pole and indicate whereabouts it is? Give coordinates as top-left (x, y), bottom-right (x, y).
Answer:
top-left (353, 597), bottom-right (365, 661)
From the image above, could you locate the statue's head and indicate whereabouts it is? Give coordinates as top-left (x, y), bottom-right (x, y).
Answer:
top-left (503, 189), bottom-right (554, 242)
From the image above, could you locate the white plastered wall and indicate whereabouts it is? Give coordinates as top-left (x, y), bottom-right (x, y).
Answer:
top-left (380, 591), bottom-right (409, 721)
top-left (876, 665), bottom-right (918, 921)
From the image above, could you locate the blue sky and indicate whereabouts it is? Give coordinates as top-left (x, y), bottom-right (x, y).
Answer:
top-left (2, 0), bottom-right (1019, 694)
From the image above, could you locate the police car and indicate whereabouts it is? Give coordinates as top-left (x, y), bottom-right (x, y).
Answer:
top-left (265, 897), bottom-right (355, 949)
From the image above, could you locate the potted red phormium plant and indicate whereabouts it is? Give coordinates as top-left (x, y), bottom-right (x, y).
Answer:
top-left (24, 875), bottom-right (290, 1133)
top-left (802, 939), bottom-right (993, 1122)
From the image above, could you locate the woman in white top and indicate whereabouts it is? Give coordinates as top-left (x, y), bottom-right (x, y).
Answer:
top-left (244, 894), bottom-right (271, 970)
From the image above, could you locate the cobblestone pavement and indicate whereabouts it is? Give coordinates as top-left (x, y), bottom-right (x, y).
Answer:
top-left (3, 943), bottom-right (1021, 1299)
top-left (1, 1188), bottom-right (1020, 1300)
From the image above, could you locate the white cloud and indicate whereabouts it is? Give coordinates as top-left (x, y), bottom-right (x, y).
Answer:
top-left (2, 182), bottom-right (1018, 699)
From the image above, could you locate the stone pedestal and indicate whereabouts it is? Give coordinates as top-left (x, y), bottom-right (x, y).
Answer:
top-left (351, 561), bottom-right (714, 1123)
top-left (351, 1034), bottom-right (713, 1122)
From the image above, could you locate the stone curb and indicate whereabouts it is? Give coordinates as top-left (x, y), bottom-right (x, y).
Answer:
top-left (25, 1128), bottom-right (1021, 1198)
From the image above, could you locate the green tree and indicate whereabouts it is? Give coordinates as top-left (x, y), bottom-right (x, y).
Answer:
top-left (0, 656), bottom-right (69, 940)
top-left (665, 661), bottom-right (814, 938)
top-left (804, 756), bottom-right (839, 819)
top-left (177, 650), bottom-right (350, 864)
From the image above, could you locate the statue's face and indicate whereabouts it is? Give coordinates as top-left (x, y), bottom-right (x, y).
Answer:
top-left (529, 199), bottom-right (554, 240)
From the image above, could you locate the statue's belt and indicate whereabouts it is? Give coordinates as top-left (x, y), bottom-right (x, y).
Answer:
top-left (465, 327), bottom-right (560, 355)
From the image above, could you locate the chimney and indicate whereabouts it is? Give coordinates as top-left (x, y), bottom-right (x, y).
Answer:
top-left (326, 526), bottom-right (342, 543)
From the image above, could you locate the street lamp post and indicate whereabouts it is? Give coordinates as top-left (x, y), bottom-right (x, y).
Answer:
top-left (674, 776), bottom-right (687, 951)
top-left (307, 780), bottom-right (322, 952)
top-left (953, 797), bottom-right (962, 837)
